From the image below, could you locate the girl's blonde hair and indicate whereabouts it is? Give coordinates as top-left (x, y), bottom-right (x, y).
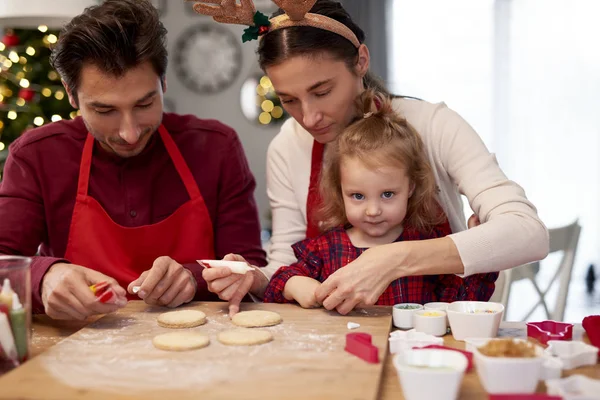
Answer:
top-left (318, 90), bottom-right (444, 234)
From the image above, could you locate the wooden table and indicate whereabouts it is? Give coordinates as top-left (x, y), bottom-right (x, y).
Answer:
top-left (9, 303), bottom-right (600, 399)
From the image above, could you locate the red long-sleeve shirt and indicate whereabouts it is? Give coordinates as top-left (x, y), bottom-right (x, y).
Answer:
top-left (0, 113), bottom-right (266, 313)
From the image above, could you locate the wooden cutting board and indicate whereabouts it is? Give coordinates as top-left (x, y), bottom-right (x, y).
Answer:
top-left (0, 301), bottom-right (392, 400)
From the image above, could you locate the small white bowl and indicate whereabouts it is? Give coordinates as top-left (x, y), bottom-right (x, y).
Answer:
top-left (546, 375), bottom-right (600, 399)
top-left (425, 302), bottom-right (450, 327)
top-left (446, 301), bottom-right (504, 341)
top-left (474, 338), bottom-right (545, 394)
top-left (545, 340), bottom-right (599, 370)
top-left (393, 303), bottom-right (423, 329)
top-left (393, 349), bottom-right (468, 400)
top-left (413, 310), bottom-right (447, 337)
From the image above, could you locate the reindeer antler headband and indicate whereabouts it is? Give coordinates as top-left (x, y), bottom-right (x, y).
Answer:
top-left (186, 0), bottom-right (360, 47)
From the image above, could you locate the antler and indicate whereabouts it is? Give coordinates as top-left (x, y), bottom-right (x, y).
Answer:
top-left (187, 0), bottom-right (257, 26)
top-left (272, 0), bottom-right (317, 21)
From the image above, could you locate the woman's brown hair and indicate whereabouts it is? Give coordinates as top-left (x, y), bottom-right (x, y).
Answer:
top-left (318, 90), bottom-right (444, 234)
top-left (50, 0), bottom-right (168, 105)
top-left (258, 0), bottom-right (387, 95)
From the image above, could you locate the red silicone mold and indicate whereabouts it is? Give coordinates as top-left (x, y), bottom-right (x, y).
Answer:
top-left (345, 332), bottom-right (379, 364)
top-left (526, 320), bottom-right (573, 345)
top-left (582, 315), bottom-right (600, 356)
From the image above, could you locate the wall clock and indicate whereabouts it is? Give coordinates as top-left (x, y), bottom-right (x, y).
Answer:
top-left (173, 23), bottom-right (243, 95)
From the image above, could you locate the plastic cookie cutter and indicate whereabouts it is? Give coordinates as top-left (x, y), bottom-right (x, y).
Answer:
top-left (197, 260), bottom-right (253, 274)
top-left (546, 375), bottom-right (600, 399)
top-left (388, 329), bottom-right (444, 354)
top-left (89, 281), bottom-right (117, 304)
top-left (582, 315), bottom-right (600, 357)
top-left (544, 340), bottom-right (599, 370)
top-left (526, 320), bottom-right (573, 345)
top-left (345, 332), bottom-right (379, 364)
top-left (412, 344), bottom-right (474, 372)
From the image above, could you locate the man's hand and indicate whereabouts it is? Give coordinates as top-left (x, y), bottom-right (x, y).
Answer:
top-left (127, 256), bottom-right (196, 308)
top-left (283, 276), bottom-right (322, 309)
top-left (202, 253), bottom-right (268, 317)
top-left (41, 263), bottom-right (127, 320)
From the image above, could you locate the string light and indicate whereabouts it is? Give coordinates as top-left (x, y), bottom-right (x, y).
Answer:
top-left (54, 90), bottom-right (65, 100)
top-left (51, 114), bottom-right (63, 122)
top-left (26, 47), bottom-right (36, 56)
top-left (19, 57), bottom-right (27, 65)
top-left (38, 25), bottom-right (48, 33)
top-left (42, 88), bottom-right (52, 97)
top-left (48, 71), bottom-right (59, 81)
top-left (19, 79), bottom-right (30, 88)
top-left (47, 34), bottom-right (58, 44)
top-left (272, 106), bottom-right (284, 119)
top-left (261, 100), bottom-right (274, 113)
top-left (16, 72), bottom-right (25, 80)
top-left (0, 143), bottom-right (4, 152)
top-left (0, 94), bottom-right (3, 102)
top-left (33, 117), bottom-right (44, 126)
top-left (0, 121), bottom-right (4, 130)
top-left (7, 111), bottom-right (17, 120)
top-left (259, 112), bottom-right (272, 125)
top-left (8, 51), bottom-right (19, 63)
top-left (3, 60), bottom-right (12, 68)
top-left (16, 98), bottom-right (26, 107)
top-left (0, 43), bottom-right (5, 51)
top-left (69, 111), bottom-right (78, 119)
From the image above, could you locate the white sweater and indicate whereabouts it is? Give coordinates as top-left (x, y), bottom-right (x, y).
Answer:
top-left (264, 98), bottom-right (549, 278)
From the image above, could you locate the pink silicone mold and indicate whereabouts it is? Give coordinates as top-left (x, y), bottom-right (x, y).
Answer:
top-left (526, 320), bottom-right (573, 345)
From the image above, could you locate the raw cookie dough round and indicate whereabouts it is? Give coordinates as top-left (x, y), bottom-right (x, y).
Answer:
top-left (157, 310), bottom-right (207, 328)
top-left (218, 328), bottom-right (273, 346)
top-left (231, 310), bottom-right (282, 327)
top-left (152, 332), bottom-right (210, 351)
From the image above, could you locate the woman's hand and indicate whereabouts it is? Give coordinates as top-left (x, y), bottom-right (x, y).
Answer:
top-left (315, 243), bottom-right (398, 315)
top-left (202, 253), bottom-right (269, 317)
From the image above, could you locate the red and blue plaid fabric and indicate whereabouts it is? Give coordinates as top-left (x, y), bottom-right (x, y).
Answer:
top-left (264, 222), bottom-right (498, 305)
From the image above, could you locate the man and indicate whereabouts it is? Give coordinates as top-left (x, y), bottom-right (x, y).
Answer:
top-left (0, 0), bottom-right (266, 320)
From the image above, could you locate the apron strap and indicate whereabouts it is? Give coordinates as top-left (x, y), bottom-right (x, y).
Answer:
top-left (77, 134), bottom-right (95, 197)
top-left (158, 125), bottom-right (201, 200)
top-left (306, 140), bottom-right (325, 239)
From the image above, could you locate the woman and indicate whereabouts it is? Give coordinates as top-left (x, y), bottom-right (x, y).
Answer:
top-left (196, 0), bottom-right (548, 316)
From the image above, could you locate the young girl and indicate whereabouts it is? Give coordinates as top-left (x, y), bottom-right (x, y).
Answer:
top-left (263, 91), bottom-right (497, 307)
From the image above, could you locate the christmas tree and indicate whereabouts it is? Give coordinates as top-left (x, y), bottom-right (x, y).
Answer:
top-left (0, 27), bottom-right (76, 178)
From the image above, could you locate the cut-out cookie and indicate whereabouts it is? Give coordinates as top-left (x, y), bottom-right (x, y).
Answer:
top-left (157, 310), bottom-right (207, 328)
top-left (232, 310), bottom-right (282, 327)
top-left (152, 332), bottom-right (210, 351)
top-left (218, 328), bottom-right (273, 346)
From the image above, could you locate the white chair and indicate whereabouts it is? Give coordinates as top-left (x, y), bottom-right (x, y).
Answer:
top-left (491, 220), bottom-right (581, 321)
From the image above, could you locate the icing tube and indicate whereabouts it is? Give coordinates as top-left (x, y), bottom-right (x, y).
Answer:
top-left (0, 278), bottom-right (14, 309)
top-left (9, 292), bottom-right (28, 362)
top-left (0, 312), bottom-right (17, 362)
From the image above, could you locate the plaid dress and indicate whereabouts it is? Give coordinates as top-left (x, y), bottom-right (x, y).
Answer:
top-left (263, 223), bottom-right (498, 305)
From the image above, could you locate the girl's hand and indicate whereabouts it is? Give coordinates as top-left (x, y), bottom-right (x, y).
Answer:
top-left (283, 276), bottom-right (322, 309)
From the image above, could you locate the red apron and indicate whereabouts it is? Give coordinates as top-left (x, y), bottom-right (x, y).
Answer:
top-left (306, 140), bottom-right (325, 238)
top-left (64, 125), bottom-right (215, 299)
